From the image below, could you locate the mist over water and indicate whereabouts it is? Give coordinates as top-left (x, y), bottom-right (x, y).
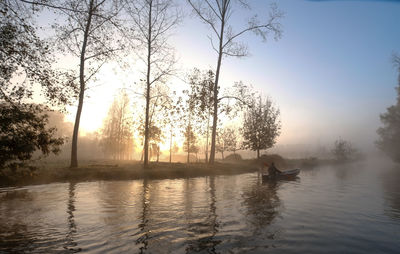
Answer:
top-left (1, 158), bottom-right (399, 253)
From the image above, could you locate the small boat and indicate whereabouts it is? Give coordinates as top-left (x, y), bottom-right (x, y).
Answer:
top-left (262, 168), bottom-right (300, 181)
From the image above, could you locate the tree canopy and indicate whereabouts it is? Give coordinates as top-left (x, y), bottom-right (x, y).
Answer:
top-left (0, 1), bottom-right (76, 170)
top-left (377, 55), bottom-right (400, 163)
top-left (0, 104), bottom-right (64, 169)
top-left (242, 96), bottom-right (281, 158)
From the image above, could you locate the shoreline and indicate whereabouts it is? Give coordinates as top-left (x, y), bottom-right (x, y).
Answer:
top-left (0, 161), bottom-right (260, 188)
top-left (0, 156), bottom-right (339, 188)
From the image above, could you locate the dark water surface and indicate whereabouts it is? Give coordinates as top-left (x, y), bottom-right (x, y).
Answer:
top-left (1, 160), bottom-right (400, 253)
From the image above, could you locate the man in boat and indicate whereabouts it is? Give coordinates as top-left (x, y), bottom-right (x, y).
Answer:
top-left (267, 162), bottom-right (282, 177)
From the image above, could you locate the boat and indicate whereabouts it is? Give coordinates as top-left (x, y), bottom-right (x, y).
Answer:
top-left (262, 168), bottom-right (300, 181)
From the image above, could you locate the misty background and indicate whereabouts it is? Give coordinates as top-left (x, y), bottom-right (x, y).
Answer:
top-left (39, 0), bottom-right (399, 160)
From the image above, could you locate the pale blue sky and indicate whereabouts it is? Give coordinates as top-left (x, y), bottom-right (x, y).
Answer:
top-left (172, 0), bottom-right (400, 148)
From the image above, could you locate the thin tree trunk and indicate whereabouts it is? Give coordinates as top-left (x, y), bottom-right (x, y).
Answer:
top-left (117, 103), bottom-right (124, 160)
top-left (143, 0), bottom-right (153, 169)
top-left (187, 128), bottom-right (190, 164)
top-left (187, 113), bottom-right (191, 163)
top-left (169, 129), bottom-right (172, 163)
top-left (205, 113), bottom-right (210, 163)
top-left (70, 0), bottom-right (94, 168)
top-left (209, 12), bottom-right (225, 165)
top-left (257, 149), bottom-right (260, 159)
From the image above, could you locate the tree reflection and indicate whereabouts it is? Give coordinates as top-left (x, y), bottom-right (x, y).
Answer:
top-left (242, 179), bottom-right (281, 238)
top-left (0, 219), bottom-right (32, 252)
top-left (0, 190), bottom-right (38, 252)
top-left (185, 176), bottom-right (221, 253)
top-left (333, 163), bottom-right (359, 181)
top-left (136, 179), bottom-right (150, 253)
top-left (64, 182), bottom-right (81, 252)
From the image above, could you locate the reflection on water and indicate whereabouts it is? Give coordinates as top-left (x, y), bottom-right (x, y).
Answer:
top-left (242, 180), bottom-right (280, 232)
top-left (1, 160), bottom-right (400, 253)
top-left (185, 176), bottom-right (220, 253)
top-left (381, 166), bottom-right (400, 220)
top-left (136, 179), bottom-right (150, 253)
top-left (65, 182), bottom-right (80, 252)
top-left (0, 184), bottom-right (70, 253)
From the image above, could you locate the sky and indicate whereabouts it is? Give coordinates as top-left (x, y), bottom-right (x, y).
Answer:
top-left (58, 0), bottom-right (400, 152)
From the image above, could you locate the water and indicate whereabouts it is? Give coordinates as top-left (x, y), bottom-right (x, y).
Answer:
top-left (1, 160), bottom-right (400, 253)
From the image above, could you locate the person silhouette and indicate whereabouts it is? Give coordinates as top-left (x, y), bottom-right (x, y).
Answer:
top-left (268, 162), bottom-right (281, 177)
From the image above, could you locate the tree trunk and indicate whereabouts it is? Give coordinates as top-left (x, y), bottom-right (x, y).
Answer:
top-left (157, 145), bottom-right (159, 162)
top-left (144, 84), bottom-right (150, 167)
top-left (187, 134), bottom-right (190, 164)
top-left (70, 0), bottom-right (94, 168)
top-left (143, 0), bottom-right (153, 169)
top-left (169, 130), bottom-right (172, 163)
top-left (209, 14), bottom-right (225, 165)
top-left (257, 149), bottom-right (260, 159)
top-left (205, 113), bottom-right (210, 163)
top-left (70, 91), bottom-right (84, 168)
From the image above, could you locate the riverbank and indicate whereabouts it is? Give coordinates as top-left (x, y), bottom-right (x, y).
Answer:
top-left (0, 161), bottom-right (260, 187)
top-left (0, 155), bottom-right (339, 188)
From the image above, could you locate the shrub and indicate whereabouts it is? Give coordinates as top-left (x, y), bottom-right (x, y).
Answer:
top-left (224, 153), bottom-right (242, 161)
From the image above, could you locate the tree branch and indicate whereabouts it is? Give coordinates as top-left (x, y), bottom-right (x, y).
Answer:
top-left (186, 0), bottom-right (220, 39)
top-left (223, 23), bottom-right (272, 49)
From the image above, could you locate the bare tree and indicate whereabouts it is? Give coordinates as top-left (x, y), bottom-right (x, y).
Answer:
top-left (100, 89), bottom-right (134, 160)
top-left (187, 0), bottom-right (283, 164)
top-left (125, 0), bottom-right (180, 168)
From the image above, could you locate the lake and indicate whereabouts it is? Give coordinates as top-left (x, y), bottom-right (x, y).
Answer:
top-left (1, 159), bottom-right (400, 253)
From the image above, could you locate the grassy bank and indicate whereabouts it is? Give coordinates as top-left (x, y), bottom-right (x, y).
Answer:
top-left (0, 161), bottom-right (259, 187)
top-left (0, 154), bottom-right (339, 188)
